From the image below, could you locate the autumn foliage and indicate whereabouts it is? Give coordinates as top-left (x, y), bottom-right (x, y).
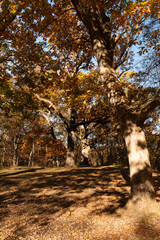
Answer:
top-left (0, 0), bottom-right (159, 172)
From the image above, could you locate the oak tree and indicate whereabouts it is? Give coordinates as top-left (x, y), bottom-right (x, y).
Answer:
top-left (68, 0), bottom-right (160, 213)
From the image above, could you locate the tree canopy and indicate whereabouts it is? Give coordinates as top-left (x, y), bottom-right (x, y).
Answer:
top-left (0, 0), bottom-right (160, 214)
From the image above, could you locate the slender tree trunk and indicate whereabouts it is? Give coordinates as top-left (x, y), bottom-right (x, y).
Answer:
top-left (37, 143), bottom-right (40, 161)
top-left (45, 144), bottom-right (48, 162)
top-left (2, 140), bottom-right (6, 165)
top-left (13, 136), bottom-right (18, 166)
top-left (28, 140), bottom-right (35, 167)
top-left (122, 118), bottom-right (155, 201)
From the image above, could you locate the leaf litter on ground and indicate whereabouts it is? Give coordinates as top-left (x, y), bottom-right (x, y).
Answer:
top-left (0, 166), bottom-right (160, 240)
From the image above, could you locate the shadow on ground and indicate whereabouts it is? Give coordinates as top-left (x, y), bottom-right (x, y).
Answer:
top-left (0, 166), bottom-right (159, 239)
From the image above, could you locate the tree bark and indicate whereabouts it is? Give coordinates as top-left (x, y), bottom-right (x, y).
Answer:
top-left (65, 109), bottom-right (77, 167)
top-left (2, 140), bottom-right (6, 165)
top-left (28, 140), bottom-right (35, 167)
top-left (122, 118), bottom-right (155, 202)
top-left (93, 38), bottom-right (156, 203)
top-left (80, 138), bottom-right (90, 166)
top-left (13, 136), bottom-right (19, 166)
top-left (78, 125), bottom-right (90, 166)
top-left (66, 130), bottom-right (76, 167)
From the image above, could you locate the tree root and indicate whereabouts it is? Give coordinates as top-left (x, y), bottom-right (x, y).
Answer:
top-left (116, 196), bottom-right (160, 218)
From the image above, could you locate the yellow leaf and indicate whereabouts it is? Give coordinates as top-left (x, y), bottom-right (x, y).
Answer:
top-left (135, 24), bottom-right (139, 29)
top-left (140, 1), bottom-right (148, 6)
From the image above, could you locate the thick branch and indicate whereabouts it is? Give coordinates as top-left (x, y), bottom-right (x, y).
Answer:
top-left (71, 0), bottom-right (113, 44)
top-left (77, 115), bottom-right (110, 129)
top-left (34, 93), bottom-right (69, 128)
top-left (138, 98), bottom-right (160, 123)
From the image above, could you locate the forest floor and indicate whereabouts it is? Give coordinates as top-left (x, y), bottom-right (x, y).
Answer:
top-left (0, 166), bottom-right (160, 240)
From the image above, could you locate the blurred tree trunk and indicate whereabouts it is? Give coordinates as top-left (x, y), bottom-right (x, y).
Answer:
top-left (2, 140), bottom-right (6, 165)
top-left (28, 140), bottom-right (35, 167)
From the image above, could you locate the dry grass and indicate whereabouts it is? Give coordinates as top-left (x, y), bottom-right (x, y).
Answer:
top-left (0, 166), bottom-right (160, 240)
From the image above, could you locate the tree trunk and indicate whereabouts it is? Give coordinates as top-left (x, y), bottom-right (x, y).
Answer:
top-left (80, 138), bottom-right (90, 166)
top-left (28, 140), bottom-right (35, 167)
top-left (13, 136), bottom-right (18, 166)
top-left (65, 108), bottom-right (77, 167)
top-left (71, 0), bottom-right (159, 214)
top-left (92, 26), bottom-right (157, 212)
top-left (123, 118), bottom-right (155, 202)
top-left (66, 130), bottom-right (76, 167)
top-left (2, 140), bottom-right (6, 165)
top-left (91, 19), bottom-right (156, 206)
top-left (45, 144), bottom-right (48, 162)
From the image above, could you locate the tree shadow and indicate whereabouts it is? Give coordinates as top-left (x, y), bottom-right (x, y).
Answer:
top-left (0, 166), bottom-right (159, 239)
top-left (0, 167), bottom-right (44, 177)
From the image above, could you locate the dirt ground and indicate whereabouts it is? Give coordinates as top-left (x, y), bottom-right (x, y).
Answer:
top-left (0, 166), bottom-right (160, 240)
